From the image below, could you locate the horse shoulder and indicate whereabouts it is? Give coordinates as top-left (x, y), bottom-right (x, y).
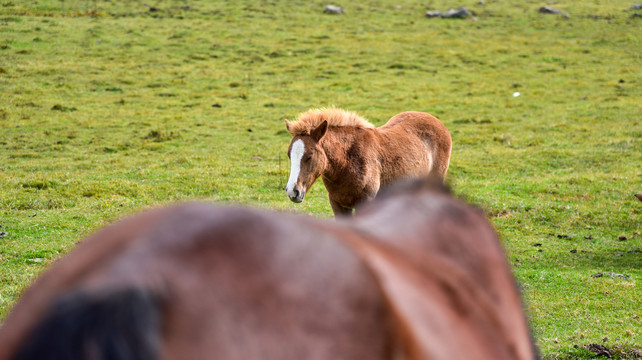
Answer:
top-left (323, 128), bottom-right (380, 179)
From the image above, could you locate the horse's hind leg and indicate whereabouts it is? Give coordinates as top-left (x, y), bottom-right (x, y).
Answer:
top-left (433, 131), bottom-right (452, 181)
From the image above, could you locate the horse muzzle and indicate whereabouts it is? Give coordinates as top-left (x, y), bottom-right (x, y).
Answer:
top-left (287, 189), bottom-right (305, 203)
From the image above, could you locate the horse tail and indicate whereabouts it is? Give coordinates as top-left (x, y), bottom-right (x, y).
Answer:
top-left (13, 288), bottom-right (162, 360)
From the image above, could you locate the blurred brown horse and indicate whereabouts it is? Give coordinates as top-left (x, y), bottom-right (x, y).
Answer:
top-left (285, 108), bottom-right (452, 216)
top-left (0, 178), bottom-right (536, 360)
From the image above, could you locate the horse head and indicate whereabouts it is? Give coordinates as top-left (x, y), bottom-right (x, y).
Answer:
top-left (285, 120), bottom-right (328, 203)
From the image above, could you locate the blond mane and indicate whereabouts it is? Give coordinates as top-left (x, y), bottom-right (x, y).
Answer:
top-left (286, 108), bottom-right (375, 136)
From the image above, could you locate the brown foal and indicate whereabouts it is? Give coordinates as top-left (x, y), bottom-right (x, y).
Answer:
top-left (285, 108), bottom-right (452, 216)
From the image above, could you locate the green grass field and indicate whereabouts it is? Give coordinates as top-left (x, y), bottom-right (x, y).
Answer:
top-left (1, 0), bottom-right (640, 358)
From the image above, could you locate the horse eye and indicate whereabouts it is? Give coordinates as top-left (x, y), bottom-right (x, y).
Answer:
top-left (305, 156), bottom-right (312, 162)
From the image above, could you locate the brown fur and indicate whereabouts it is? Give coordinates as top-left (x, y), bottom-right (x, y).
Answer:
top-left (286, 108), bottom-right (452, 216)
top-left (0, 178), bottom-right (536, 360)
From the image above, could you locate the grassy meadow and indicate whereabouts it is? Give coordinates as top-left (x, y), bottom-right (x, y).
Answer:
top-left (1, 0), bottom-right (640, 358)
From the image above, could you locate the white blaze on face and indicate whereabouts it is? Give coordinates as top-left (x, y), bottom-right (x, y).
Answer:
top-left (286, 139), bottom-right (305, 198)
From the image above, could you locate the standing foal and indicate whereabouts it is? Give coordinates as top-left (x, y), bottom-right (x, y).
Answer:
top-left (285, 108), bottom-right (451, 216)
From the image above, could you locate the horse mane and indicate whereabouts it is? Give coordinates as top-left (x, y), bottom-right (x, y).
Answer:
top-left (287, 108), bottom-right (375, 136)
top-left (14, 288), bottom-right (162, 360)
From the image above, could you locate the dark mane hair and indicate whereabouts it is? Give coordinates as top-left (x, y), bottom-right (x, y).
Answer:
top-left (14, 289), bottom-right (162, 360)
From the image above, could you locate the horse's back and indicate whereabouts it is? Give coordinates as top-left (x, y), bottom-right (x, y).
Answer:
top-left (380, 111), bottom-right (447, 136)
top-left (0, 203), bottom-right (392, 360)
top-left (146, 205), bottom-right (392, 359)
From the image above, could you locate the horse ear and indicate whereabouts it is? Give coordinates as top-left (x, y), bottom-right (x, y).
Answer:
top-left (311, 120), bottom-right (328, 142)
top-left (285, 120), bottom-right (293, 135)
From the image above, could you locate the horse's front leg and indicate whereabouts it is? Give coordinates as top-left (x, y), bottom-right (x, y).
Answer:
top-left (363, 179), bottom-right (380, 202)
top-left (353, 186), bottom-right (380, 216)
top-left (329, 196), bottom-right (354, 217)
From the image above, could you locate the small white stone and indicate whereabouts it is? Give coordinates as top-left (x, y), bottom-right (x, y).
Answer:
top-left (324, 5), bottom-right (345, 14)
